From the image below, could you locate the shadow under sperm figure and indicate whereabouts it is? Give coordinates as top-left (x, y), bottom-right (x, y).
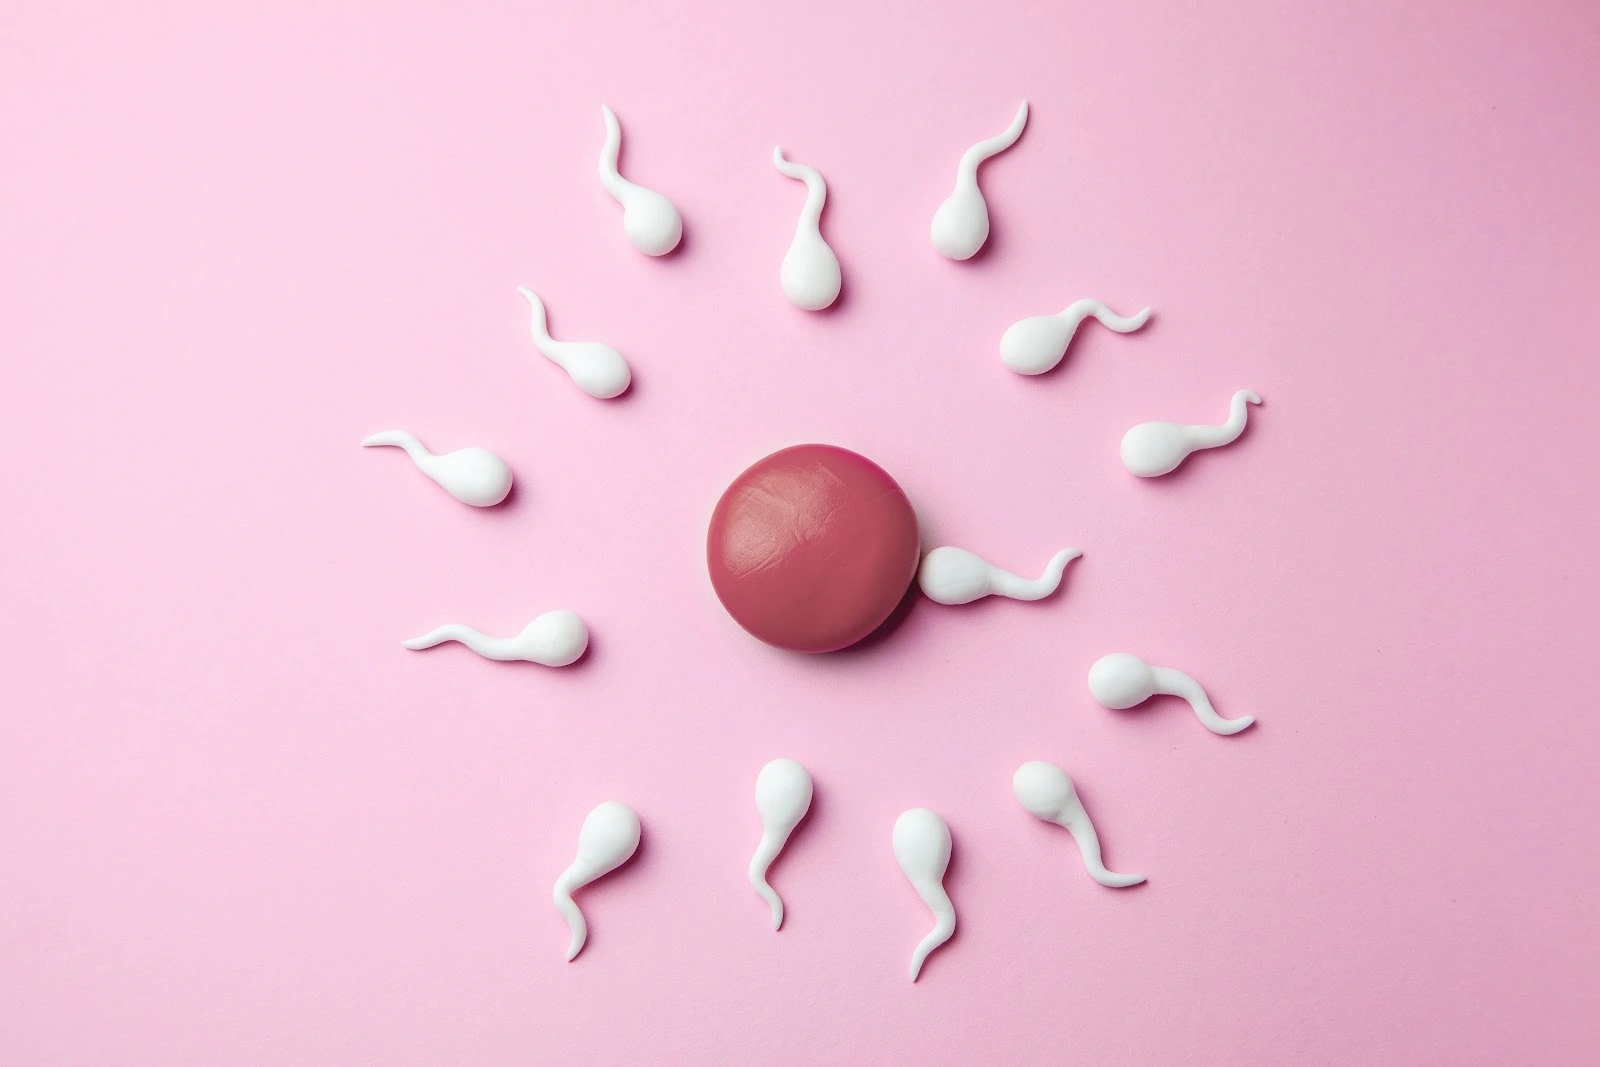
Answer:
top-left (931, 100), bottom-right (1029, 260)
top-left (1121, 390), bottom-right (1262, 477)
top-left (1000, 298), bottom-right (1152, 376)
top-left (1012, 761), bottom-right (1145, 888)
top-left (1088, 652), bottom-right (1255, 735)
top-left (361, 430), bottom-right (513, 507)
top-left (917, 545), bottom-right (1080, 605)
top-left (893, 808), bottom-right (955, 982)
top-left (553, 801), bottom-right (642, 961)
top-left (772, 147), bottom-right (841, 311)
top-left (517, 288), bottom-right (632, 399)
top-left (749, 758), bottom-right (813, 930)
top-left (598, 104), bottom-right (682, 256)
top-left (402, 609), bottom-right (589, 667)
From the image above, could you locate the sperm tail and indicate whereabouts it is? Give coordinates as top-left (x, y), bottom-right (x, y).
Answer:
top-left (772, 147), bottom-right (828, 229)
top-left (402, 623), bottom-right (519, 661)
top-left (596, 104), bottom-right (638, 202)
top-left (401, 623), bottom-right (473, 651)
top-left (908, 888), bottom-right (956, 982)
top-left (1061, 298), bottom-right (1152, 334)
top-left (360, 430), bottom-right (425, 459)
top-left (956, 99), bottom-right (1029, 181)
top-left (989, 548), bottom-right (1081, 601)
top-left (1062, 810), bottom-right (1145, 888)
top-left (1152, 666), bottom-right (1255, 735)
top-left (1222, 388), bottom-right (1263, 438)
top-left (748, 836), bottom-right (785, 930)
top-left (516, 286), bottom-right (573, 363)
top-left (1186, 390), bottom-right (1262, 450)
top-left (553, 872), bottom-right (588, 961)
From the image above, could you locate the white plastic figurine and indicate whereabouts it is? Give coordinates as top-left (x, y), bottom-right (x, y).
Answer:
top-left (553, 801), bottom-right (642, 960)
top-left (1087, 652), bottom-right (1254, 735)
top-left (361, 431), bottom-right (512, 507)
top-left (893, 808), bottom-right (955, 982)
top-left (931, 100), bottom-right (1028, 260)
top-left (1000, 298), bottom-right (1152, 376)
top-left (402, 610), bottom-right (589, 667)
top-left (917, 546), bottom-right (1080, 605)
top-left (749, 758), bottom-right (814, 930)
top-left (1121, 390), bottom-right (1262, 477)
top-left (772, 147), bottom-right (842, 311)
top-left (517, 288), bottom-right (632, 399)
top-left (1012, 761), bottom-right (1145, 888)
top-left (598, 104), bottom-right (682, 256)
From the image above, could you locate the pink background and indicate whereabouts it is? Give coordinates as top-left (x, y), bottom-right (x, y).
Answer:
top-left (4, 1), bottom-right (1598, 1063)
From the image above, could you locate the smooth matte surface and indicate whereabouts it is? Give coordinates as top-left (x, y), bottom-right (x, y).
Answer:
top-left (708, 444), bottom-right (919, 652)
top-left (2, 2), bottom-right (1599, 1064)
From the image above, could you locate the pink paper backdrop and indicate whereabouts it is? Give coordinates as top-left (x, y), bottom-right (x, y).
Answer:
top-left (4, 1), bottom-right (1598, 1063)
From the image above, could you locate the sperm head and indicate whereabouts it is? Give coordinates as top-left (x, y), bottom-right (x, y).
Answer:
top-left (779, 238), bottom-right (841, 311)
top-left (1087, 652), bottom-right (1157, 709)
top-left (1119, 423), bottom-right (1189, 478)
top-left (931, 190), bottom-right (988, 260)
top-left (755, 758), bottom-right (813, 827)
top-left (892, 808), bottom-right (951, 878)
top-left (999, 315), bottom-right (1071, 375)
top-left (573, 801), bottom-right (641, 872)
top-left (523, 610), bottom-right (589, 667)
top-left (623, 190), bottom-right (682, 256)
top-left (1012, 761), bottom-right (1077, 822)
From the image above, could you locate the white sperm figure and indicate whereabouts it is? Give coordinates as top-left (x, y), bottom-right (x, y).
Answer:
top-left (361, 431), bottom-right (512, 507)
top-left (772, 147), bottom-right (841, 311)
top-left (931, 100), bottom-right (1029, 260)
top-left (1088, 652), bottom-right (1254, 735)
top-left (1121, 390), bottom-right (1262, 477)
top-left (402, 610), bottom-right (589, 667)
top-left (917, 546), bottom-right (1080, 606)
top-left (1012, 761), bottom-right (1145, 888)
top-left (553, 801), bottom-right (642, 961)
top-left (1000, 298), bottom-right (1152, 376)
top-left (598, 104), bottom-right (682, 256)
top-left (517, 288), bottom-right (632, 399)
top-left (749, 758), bottom-right (814, 930)
top-left (893, 808), bottom-right (955, 982)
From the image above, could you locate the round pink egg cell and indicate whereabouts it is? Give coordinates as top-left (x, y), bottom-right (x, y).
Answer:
top-left (707, 444), bottom-right (920, 653)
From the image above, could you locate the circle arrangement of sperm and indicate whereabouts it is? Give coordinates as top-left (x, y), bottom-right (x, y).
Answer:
top-left (362, 100), bottom-right (1265, 981)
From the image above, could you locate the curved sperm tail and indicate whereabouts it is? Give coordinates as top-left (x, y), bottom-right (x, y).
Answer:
top-left (956, 100), bottom-right (1029, 182)
top-left (1061, 810), bottom-right (1146, 888)
top-left (516, 286), bottom-right (553, 343)
top-left (748, 835), bottom-right (785, 930)
top-left (402, 623), bottom-right (516, 661)
top-left (1190, 390), bottom-right (1262, 449)
top-left (517, 287), bottom-right (575, 364)
top-left (1151, 666), bottom-right (1255, 735)
top-left (597, 104), bottom-right (639, 203)
top-left (360, 430), bottom-right (426, 459)
top-left (1061, 298), bottom-right (1152, 334)
top-left (989, 548), bottom-right (1081, 601)
top-left (772, 147), bottom-right (828, 229)
top-left (553, 871), bottom-right (588, 961)
top-left (909, 886), bottom-right (956, 982)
